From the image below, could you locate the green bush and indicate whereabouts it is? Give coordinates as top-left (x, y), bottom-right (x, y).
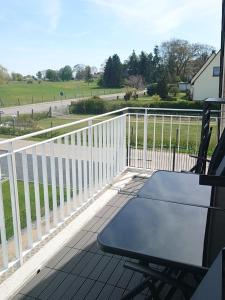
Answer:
top-left (169, 85), bottom-right (179, 97)
top-left (69, 97), bottom-right (220, 116)
top-left (151, 94), bottom-right (161, 101)
top-left (147, 83), bottom-right (158, 96)
top-left (157, 79), bottom-right (168, 98)
top-left (69, 97), bottom-right (106, 114)
top-left (124, 91), bottom-right (132, 101)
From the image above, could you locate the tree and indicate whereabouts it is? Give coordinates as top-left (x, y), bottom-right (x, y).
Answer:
top-left (126, 50), bottom-right (139, 76)
top-left (36, 71), bottom-right (42, 80)
top-left (73, 64), bottom-right (86, 80)
top-left (0, 65), bottom-right (10, 83)
top-left (157, 78), bottom-right (168, 98)
top-left (84, 66), bottom-right (93, 84)
top-left (45, 69), bottom-right (58, 81)
top-left (103, 56), bottom-right (113, 87)
top-left (160, 39), bottom-right (215, 82)
top-left (59, 65), bottom-right (72, 81)
top-left (111, 54), bottom-right (123, 87)
top-left (152, 46), bottom-right (162, 82)
top-left (138, 51), bottom-right (149, 81)
top-left (125, 75), bottom-right (145, 90)
top-left (11, 72), bottom-right (23, 81)
top-left (103, 54), bottom-right (122, 88)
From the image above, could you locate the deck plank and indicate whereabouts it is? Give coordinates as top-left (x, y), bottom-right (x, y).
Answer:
top-left (13, 177), bottom-right (150, 300)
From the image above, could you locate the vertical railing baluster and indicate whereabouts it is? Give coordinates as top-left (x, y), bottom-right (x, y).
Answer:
top-left (0, 164), bottom-right (8, 269)
top-left (110, 120), bottom-right (114, 180)
top-left (143, 109), bottom-right (148, 170)
top-left (83, 129), bottom-right (88, 201)
top-left (64, 135), bottom-right (71, 215)
top-left (57, 138), bottom-right (64, 221)
top-left (123, 114), bottom-right (127, 169)
top-left (127, 114), bottom-right (131, 168)
top-left (77, 132), bottom-right (83, 205)
top-left (135, 114), bottom-right (138, 168)
top-left (22, 150), bottom-right (33, 247)
top-left (71, 133), bottom-right (77, 210)
top-left (94, 125), bottom-right (98, 192)
top-left (102, 123), bottom-right (107, 185)
top-left (50, 142), bottom-right (58, 227)
top-left (41, 144), bottom-right (50, 234)
top-left (7, 143), bottom-right (23, 264)
top-left (107, 121), bottom-right (110, 183)
top-left (116, 117), bottom-right (120, 173)
top-left (99, 124), bottom-right (103, 188)
top-left (152, 115), bottom-right (156, 170)
top-left (32, 146), bottom-right (42, 241)
top-left (88, 120), bottom-right (93, 196)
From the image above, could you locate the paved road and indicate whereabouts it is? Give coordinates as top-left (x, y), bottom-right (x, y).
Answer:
top-left (1, 91), bottom-right (145, 116)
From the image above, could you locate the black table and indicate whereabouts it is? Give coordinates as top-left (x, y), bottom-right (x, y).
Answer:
top-left (98, 171), bottom-right (225, 298)
top-left (98, 196), bottom-right (225, 272)
top-left (137, 171), bottom-right (212, 207)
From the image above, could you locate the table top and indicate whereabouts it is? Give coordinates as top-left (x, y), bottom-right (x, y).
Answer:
top-left (137, 171), bottom-right (212, 207)
top-left (98, 196), bottom-right (225, 271)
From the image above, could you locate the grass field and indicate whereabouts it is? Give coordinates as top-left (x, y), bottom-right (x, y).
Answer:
top-left (0, 80), bottom-right (125, 107)
top-left (2, 180), bottom-right (68, 240)
top-left (0, 111), bottom-right (217, 153)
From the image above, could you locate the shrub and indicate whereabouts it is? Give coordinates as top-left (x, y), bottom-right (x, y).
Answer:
top-left (169, 85), bottom-right (179, 97)
top-left (69, 97), bottom-right (106, 114)
top-left (151, 94), bottom-right (161, 101)
top-left (124, 91), bottom-right (132, 101)
top-left (186, 89), bottom-right (192, 100)
top-left (27, 79), bottom-right (33, 84)
top-left (157, 79), bottom-right (168, 98)
top-left (147, 84), bottom-right (158, 96)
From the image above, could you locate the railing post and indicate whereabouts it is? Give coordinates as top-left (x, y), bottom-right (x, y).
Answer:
top-left (172, 128), bottom-right (179, 171)
top-left (0, 164), bottom-right (8, 269)
top-left (143, 109), bottom-right (148, 170)
top-left (88, 120), bottom-right (93, 196)
top-left (7, 142), bottom-right (23, 266)
top-left (127, 113), bottom-right (131, 167)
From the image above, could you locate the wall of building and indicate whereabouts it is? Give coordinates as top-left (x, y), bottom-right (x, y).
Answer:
top-left (191, 53), bottom-right (220, 101)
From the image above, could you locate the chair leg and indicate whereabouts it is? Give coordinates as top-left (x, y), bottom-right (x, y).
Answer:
top-left (121, 277), bottom-right (154, 300)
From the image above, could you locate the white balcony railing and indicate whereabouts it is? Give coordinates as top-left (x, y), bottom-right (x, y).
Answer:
top-left (0, 107), bottom-right (220, 280)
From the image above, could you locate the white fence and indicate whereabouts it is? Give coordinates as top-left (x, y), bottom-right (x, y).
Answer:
top-left (0, 107), bottom-right (219, 278)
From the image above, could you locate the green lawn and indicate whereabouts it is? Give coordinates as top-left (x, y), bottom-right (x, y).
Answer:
top-left (0, 80), bottom-right (125, 107)
top-left (129, 115), bottom-right (217, 155)
top-left (2, 180), bottom-right (67, 239)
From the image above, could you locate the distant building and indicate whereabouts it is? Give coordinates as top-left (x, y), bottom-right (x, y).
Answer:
top-left (178, 82), bottom-right (190, 92)
top-left (190, 50), bottom-right (220, 101)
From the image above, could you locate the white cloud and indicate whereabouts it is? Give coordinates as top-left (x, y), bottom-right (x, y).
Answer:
top-left (41, 0), bottom-right (61, 31)
top-left (87, 0), bottom-right (221, 35)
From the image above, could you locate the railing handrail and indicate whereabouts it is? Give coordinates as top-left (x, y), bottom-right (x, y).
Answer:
top-left (0, 107), bottom-right (128, 146)
top-left (0, 106), bottom-right (220, 147)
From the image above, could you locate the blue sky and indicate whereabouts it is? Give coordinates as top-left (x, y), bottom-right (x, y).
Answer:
top-left (0, 0), bottom-right (222, 75)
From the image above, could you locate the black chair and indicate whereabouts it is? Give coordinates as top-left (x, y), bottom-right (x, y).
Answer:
top-left (191, 248), bottom-right (224, 300)
top-left (189, 126), bottom-right (212, 174)
top-left (208, 126), bottom-right (225, 176)
top-left (190, 102), bottom-right (212, 174)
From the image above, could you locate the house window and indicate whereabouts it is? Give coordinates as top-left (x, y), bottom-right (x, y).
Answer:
top-left (213, 66), bottom-right (220, 77)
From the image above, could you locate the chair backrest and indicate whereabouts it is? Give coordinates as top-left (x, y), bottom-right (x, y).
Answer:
top-left (190, 103), bottom-right (212, 174)
top-left (208, 127), bottom-right (225, 176)
top-left (191, 248), bottom-right (224, 300)
top-left (190, 127), bottom-right (212, 174)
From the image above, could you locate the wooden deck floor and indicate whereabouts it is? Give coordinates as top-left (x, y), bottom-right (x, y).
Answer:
top-left (13, 177), bottom-right (157, 300)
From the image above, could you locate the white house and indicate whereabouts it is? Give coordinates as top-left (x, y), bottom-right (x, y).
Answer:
top-left (190, 50), bottom-right (220, 101)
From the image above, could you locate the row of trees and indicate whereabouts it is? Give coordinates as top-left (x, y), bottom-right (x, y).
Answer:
top-left (37, 65), bottom-right (95, 83)
top-left (99, 39), bottom-right (215, 88)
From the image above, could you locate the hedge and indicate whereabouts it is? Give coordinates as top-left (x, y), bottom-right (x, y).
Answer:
top-left (69, 98), bottom-right (220, 115)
